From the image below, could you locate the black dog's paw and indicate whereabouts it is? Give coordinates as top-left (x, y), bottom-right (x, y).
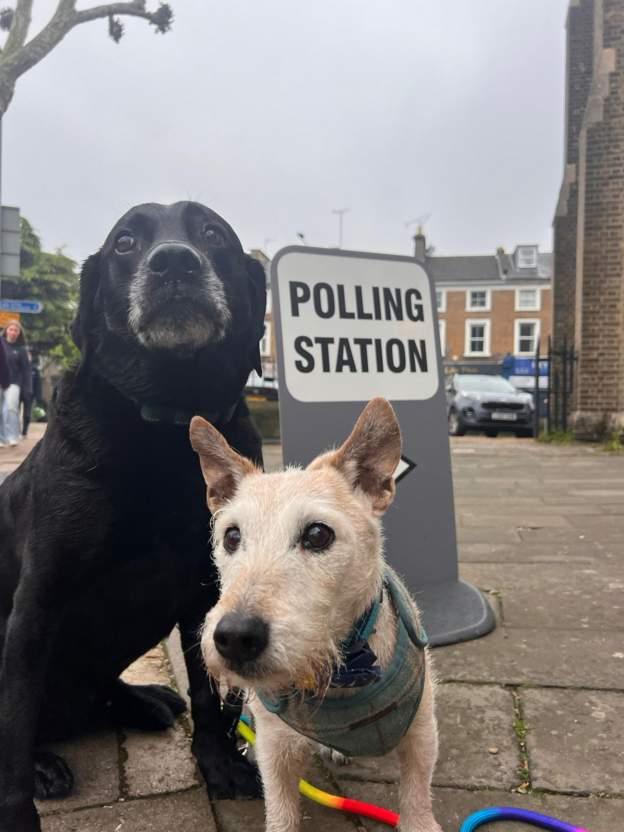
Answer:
top-left (145, 684), bottom-right (187, 716)
top-left (34, 750), bottom-right (74, 800)
top-left (194, 737), bottom-right (262, 799)
top-left (108, 681), bottom-right (186, 731)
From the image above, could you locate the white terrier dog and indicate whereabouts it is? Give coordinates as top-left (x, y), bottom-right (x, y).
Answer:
top-left (190, 398), bottom-right (442, 832)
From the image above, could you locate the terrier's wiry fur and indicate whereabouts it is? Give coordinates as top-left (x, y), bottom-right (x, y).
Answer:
top-left (190, 399), bottom-right (442, 832)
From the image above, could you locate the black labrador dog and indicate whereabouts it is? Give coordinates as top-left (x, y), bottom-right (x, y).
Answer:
top-left (0, 201), bottom-right (266, 831)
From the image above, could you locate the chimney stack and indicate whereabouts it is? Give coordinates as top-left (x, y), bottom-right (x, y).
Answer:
top-left (413, 232), bottom-right (426, 262)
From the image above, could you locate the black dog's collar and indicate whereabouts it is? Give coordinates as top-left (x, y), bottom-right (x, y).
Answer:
top-left (89, 353), bottom-right (239, 428)
top-left (139, 401), bottom-right (237, 427)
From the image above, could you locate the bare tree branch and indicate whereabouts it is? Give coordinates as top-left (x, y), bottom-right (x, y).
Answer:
top-left (56, 0), bottom-right (77, 12)
top-left (1, 6), bottom-right (81, 83)
top-left (74, 2), bottom-right (149, 25)
top-left (0, 1), bottom-right (172, 114)
top-left (3, 0), bottom-right (34, 56)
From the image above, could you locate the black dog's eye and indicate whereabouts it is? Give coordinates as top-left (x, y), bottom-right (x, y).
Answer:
top-left (202, 224), bottom-right (226, 247)
top-left (115, 234), bottom-right (136, 255)
top-left (223, 526), bottom-right (241, 554)
top-left (301, 523), bottom-right (335, 553)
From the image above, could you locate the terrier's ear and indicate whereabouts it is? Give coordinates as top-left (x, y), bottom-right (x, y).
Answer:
top-left (190, 416), bottom-right (257, 513)
top-left (309, 398), bottom-right (402, 515)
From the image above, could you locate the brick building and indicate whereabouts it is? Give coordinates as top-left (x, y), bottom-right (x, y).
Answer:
top-left (553, 0), bottom-right (624, 437)
top-left (414, 234), bottom-right (553, 371)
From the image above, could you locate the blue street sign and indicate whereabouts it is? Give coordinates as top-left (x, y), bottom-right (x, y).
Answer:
top-left (0, 299), bottom-right (43, 314)
top-left (513, 357), bottom-right (548, 376)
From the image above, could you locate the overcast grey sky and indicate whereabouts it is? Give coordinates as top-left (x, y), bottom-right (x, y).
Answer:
top-left (3, 0), bottom-right (569, 265)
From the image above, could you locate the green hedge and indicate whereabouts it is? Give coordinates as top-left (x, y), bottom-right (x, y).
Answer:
top-left (248, 398), bottom-right (280, 441)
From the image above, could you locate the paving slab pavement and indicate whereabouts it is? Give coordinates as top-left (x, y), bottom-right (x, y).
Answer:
top-left (0, 422), bottom-right (45, 479)
top-left (346, 784), bottom-right (624, 832)
top-left (434, 626), bottom-right (624, 690)
top-left (522, 687), bottom-right (624, 794)
top-left (41, 790), bottom-right (217, 832)
top-left (460, 561), bottom-right (624, 630)
top-left (1, 431), bottom-right (622, 830)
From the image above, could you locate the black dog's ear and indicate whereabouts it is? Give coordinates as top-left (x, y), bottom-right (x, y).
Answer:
top-left (245, 256), bottom-right (268, 376)
top-left (71, 252), bottom-right (102, 357)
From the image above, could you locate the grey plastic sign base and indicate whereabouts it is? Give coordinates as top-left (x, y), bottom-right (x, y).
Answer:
top-left (270, 246), bottom-right (495, 647)
top-left (414, 579), bottom-right (496, 647)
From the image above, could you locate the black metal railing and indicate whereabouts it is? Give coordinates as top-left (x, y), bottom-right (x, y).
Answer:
top-left (535, 337), bottom-right (577, 436)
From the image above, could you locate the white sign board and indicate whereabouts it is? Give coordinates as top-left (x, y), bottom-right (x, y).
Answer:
top-left (271, 246), bottom-right (495, 646)
top-left (277, 252), bottom-right (438, 403)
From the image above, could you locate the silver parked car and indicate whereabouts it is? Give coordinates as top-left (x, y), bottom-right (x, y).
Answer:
top-left (446, 374), bottom-right (534, 437)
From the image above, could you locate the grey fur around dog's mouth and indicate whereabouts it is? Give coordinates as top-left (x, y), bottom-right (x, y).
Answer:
top-left (218, 657), bottom-right (301, 694)
top-left (128, 260), bottom-right (231, 351)
top-left (222, 655), bottom-right (272, 681)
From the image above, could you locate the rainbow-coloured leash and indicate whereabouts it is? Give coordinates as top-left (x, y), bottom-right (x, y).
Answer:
top-left (237, 718), bottom-right (589, 831)
top-left (458, 808), bottom-right (589, 832)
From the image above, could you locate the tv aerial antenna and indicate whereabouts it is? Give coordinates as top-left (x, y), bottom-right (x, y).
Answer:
top-left (405, 213), bottom-right (431, 235)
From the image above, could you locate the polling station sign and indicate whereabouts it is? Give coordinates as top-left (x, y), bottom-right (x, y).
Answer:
top-left (271, 247), bottom-right (495, 647)
top-left (277, 251), bottom-right (438, 402)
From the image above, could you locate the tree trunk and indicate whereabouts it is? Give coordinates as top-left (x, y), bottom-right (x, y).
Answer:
top-left (0, 75), bottom-right (17, 116)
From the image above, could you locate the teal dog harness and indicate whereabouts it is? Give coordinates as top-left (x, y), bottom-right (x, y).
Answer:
top-left (258, 570), bottom-right (428, 758)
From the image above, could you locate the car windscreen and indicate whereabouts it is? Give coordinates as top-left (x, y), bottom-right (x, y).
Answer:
top-left (456, 376), bottom-right (517, 394)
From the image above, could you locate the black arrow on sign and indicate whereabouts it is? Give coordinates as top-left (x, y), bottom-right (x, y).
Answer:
top-left (394, 454), bottom-right (417, 485)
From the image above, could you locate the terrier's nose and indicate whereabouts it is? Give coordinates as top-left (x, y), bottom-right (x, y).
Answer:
top-left (213, 612), bottom-right (269, 662)
top-left (147, 243), bottom-right (202, 277)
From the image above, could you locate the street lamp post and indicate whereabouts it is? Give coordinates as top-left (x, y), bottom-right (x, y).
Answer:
top-left (0, 117), bottom-right (3, 299)
top-left (332, 208), bottom-right (349, 248)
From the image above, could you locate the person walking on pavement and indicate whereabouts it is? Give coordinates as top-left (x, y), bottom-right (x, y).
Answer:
top-left (0, 337), bottom-right (10, 436)
top-left (0, 320), bottom-right (32, 447)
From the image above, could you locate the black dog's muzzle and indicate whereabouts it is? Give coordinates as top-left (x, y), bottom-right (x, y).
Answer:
top-left (146, 242), bottom-right (204, 281)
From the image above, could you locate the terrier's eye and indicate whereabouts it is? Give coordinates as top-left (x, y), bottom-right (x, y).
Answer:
top-left (223, 526), bottom-right (241, 554)
top-left (301, 522), bottom-right (335, 553)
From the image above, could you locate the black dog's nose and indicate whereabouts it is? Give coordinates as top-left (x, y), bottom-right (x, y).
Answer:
top-left (147, 243), bottom-right (202, 277)
top-left (213, 612), bottom-right (269, 663)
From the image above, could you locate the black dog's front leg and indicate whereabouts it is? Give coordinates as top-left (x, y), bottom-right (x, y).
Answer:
top-left (179, 614), bottom-right (261, 799)
top-left (0, 576), bottom-right (60, 832)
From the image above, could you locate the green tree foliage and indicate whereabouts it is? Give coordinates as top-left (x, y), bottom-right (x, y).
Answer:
top-left (2, 217), bottom-right (79, 367)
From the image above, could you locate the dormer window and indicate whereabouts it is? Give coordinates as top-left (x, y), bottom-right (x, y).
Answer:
top-left (515, 246), bottom-right (538, 269)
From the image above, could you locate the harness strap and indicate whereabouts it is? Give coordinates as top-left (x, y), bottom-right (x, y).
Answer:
top-left (258, 570), bottom-right (428, 717)
top-left (341, 587), bottom-right (383, 652)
